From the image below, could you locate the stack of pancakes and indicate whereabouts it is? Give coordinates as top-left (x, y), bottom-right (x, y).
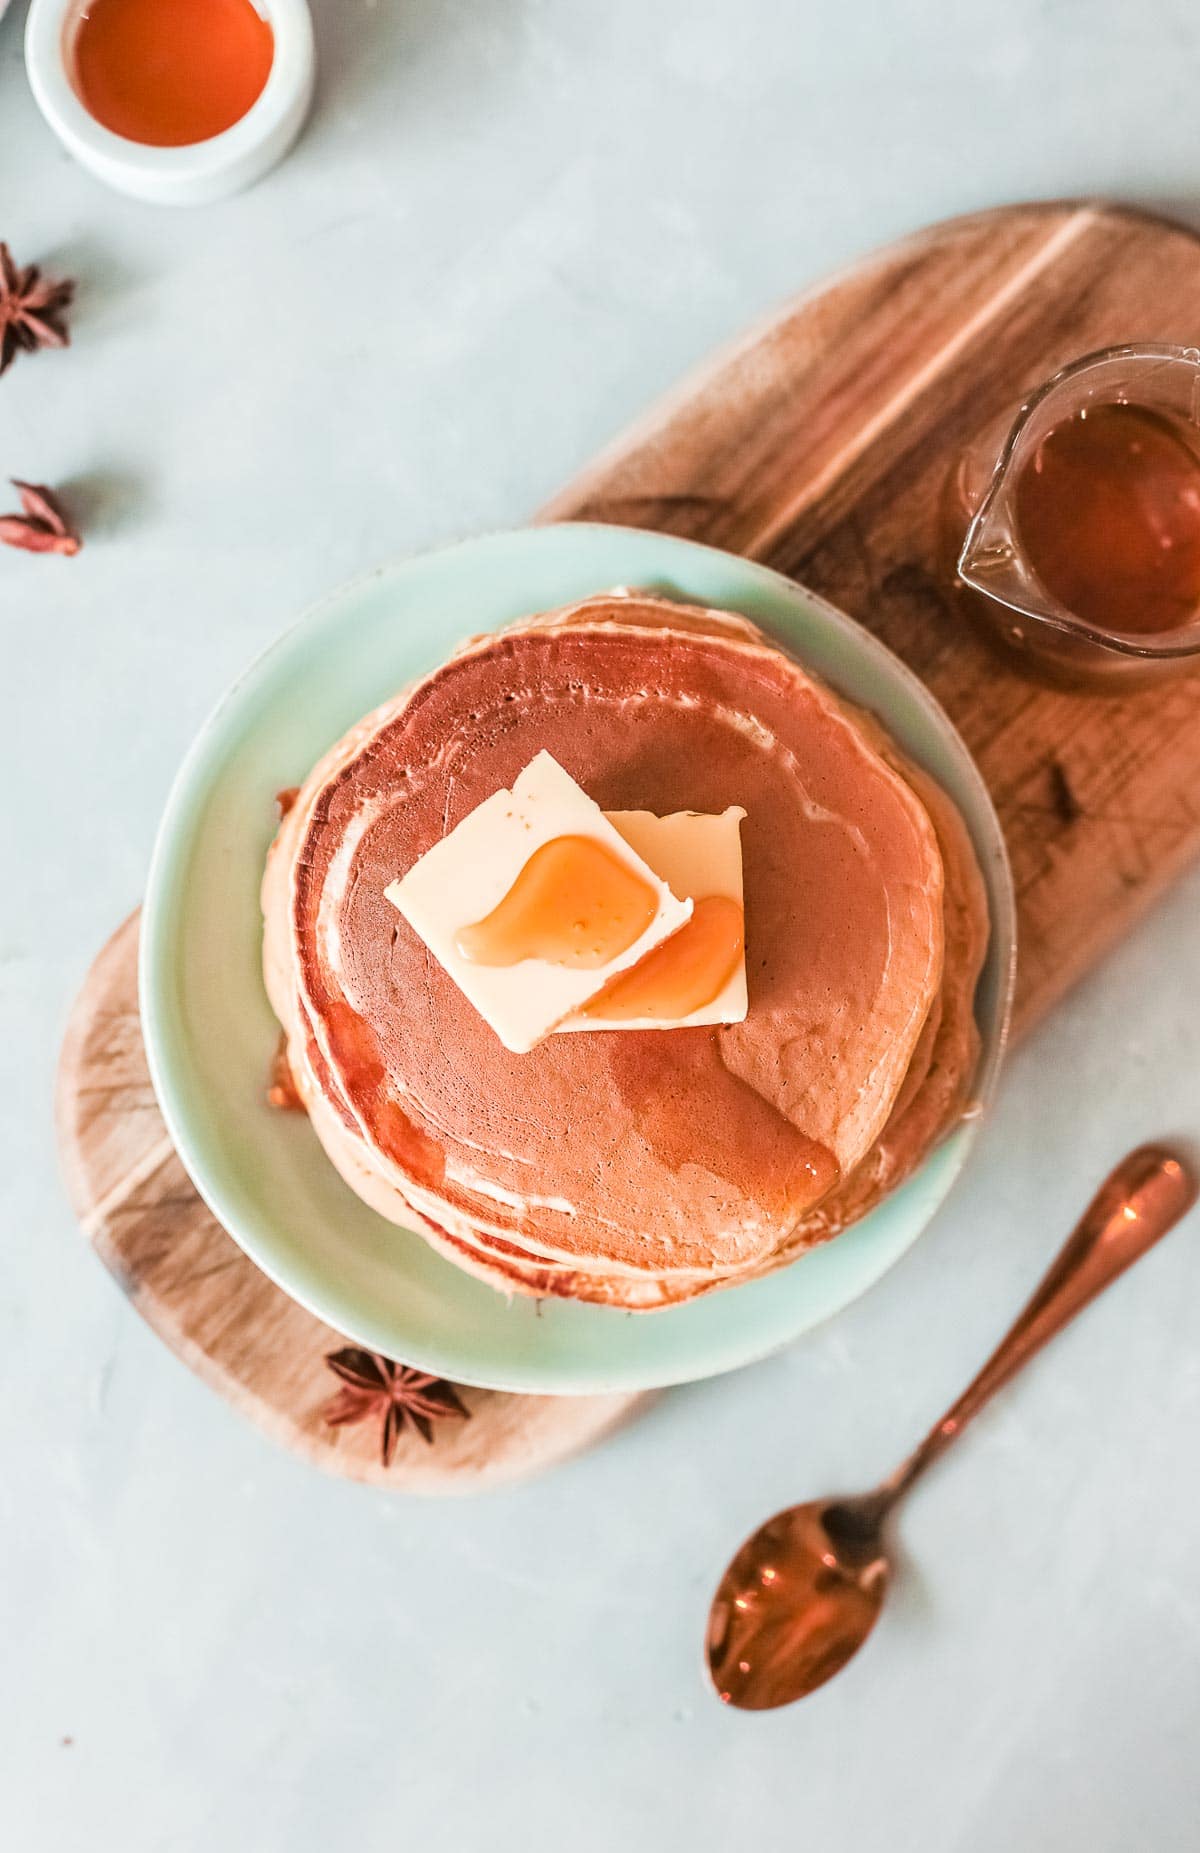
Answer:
top-left (262, 593), bottom-right (989, 1310)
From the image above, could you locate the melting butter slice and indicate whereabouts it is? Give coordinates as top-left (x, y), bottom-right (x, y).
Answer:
top-left (384, 752), bottom-right (692, 1054)
top-left (557, 808), bottom-right (748, 1033)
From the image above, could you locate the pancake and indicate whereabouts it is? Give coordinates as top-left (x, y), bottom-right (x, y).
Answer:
top-left (263, 592), bottom-right (987, 1309)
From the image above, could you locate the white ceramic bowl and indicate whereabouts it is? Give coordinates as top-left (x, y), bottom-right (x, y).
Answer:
top-left (25, 0), bottom-right (314, 204)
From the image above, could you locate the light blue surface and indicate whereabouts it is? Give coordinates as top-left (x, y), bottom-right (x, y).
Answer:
top-left (7, 1), bottom-right (1200, 1847)
top-left (141, 524), bottom-right (1014, 1392)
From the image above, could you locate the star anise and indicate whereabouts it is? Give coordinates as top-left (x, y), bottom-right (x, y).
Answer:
top-left (0, 243), bottom-right (74, 377)
top-left (324, 1348), bottom-right (470, 1465)
top-left (0, 481), bottom-right (81, 556)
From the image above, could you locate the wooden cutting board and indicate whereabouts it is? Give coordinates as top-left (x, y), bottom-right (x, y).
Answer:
top-left (56, 913), bottom-right (645, 1491)
top-left (544, 200), bottom-right (1200, 1034)
top-left (57, 202), bottom-right (1200, 1489)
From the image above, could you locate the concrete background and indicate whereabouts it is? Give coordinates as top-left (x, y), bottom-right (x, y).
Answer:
top-left (3, 2), bottom-right (1199, 1847)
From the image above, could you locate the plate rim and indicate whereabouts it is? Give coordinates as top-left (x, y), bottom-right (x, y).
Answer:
top-left (140, 523), bottom-right (1016, 1393)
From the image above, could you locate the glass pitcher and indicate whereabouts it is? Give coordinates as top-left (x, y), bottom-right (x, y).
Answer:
top-left (943, 344), bottom-right (1200, 688)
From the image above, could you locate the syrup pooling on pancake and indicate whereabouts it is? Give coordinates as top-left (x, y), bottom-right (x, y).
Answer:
top-left (578, 895), bottom-right (745, 1021)
top-left (456, 834), bottom-right (660, 970)
top-left (266, 594), bottom-right (963, 1298)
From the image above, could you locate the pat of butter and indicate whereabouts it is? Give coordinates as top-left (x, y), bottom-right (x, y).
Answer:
top-left (384, 752), bottom-right (692, 1054)
top-left (557, 807), bottom-right (748, 1033)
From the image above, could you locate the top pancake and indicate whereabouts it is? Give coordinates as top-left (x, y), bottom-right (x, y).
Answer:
top-left (287, 595), bottom-right (947, 1283)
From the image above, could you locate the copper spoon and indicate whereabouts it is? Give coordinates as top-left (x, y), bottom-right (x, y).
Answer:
top-left (706, 1144), bottom-right (1197, 1710)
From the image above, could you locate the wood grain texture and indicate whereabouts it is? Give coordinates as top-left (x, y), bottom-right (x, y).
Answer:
top-left (57, 914), bottom-right (645, 1491)
top-left (543, 201), bottom-right (1200, 1036)
top-left (59, 202), bottom-right (1200, 1488)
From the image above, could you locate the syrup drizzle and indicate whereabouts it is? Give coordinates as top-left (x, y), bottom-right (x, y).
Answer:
top-left (455, 835), bottom-right (660, 971)
top-left (580, 894), bottom-right (744, 1021)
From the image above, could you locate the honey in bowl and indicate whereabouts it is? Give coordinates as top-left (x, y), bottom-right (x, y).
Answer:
top-left (70, 0), bottom-right (274, 148)
top-left (1015, 401), bottom-right (1200, 637)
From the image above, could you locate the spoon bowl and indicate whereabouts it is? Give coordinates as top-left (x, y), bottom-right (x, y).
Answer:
top-left (707, 1493), bottom-right (890, 1708)
top-left (707, 1145), bottom-right (1197, 1710)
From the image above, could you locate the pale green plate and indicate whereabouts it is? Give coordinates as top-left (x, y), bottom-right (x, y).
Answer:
top-left (141, 525), bottom-right (1016, 1394)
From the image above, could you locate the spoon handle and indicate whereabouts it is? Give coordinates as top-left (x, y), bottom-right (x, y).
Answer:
top-left (885, 1144), bottom-right (1196, 1503)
